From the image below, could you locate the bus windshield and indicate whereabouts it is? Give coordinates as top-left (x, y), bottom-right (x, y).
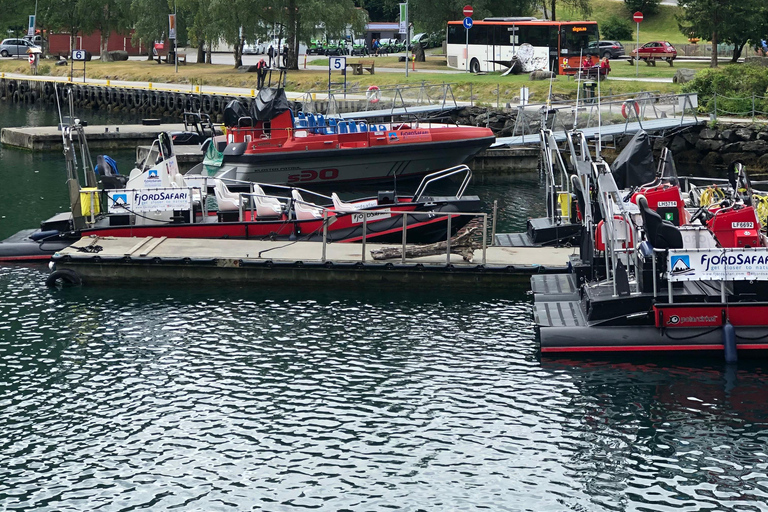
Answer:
top-left (560, 24), bottom-right (598, 56)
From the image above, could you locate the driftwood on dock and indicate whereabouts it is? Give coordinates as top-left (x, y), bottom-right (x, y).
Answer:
top-left (370, 227), bottom-right (480, 262)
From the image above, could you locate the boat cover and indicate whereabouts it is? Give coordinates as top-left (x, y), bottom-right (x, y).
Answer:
top-left (223, 100), bottom-right (249, 128)
top-left (250, 87), bottom-right (290, 121)
top-left (611, 130), bottom-right (654, 189)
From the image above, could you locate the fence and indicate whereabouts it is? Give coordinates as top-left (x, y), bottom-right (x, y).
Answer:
top-left (704, 92), bottom-right (768, 121)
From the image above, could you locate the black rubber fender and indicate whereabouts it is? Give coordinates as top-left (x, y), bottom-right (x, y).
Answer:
top-left (126, 91), bottom-right (136, 108)
top-left (167, 93), bottom-right (176, 111)
top-left (45, 269), bottom-right (82, 288)
top-left (150, 91), bottom-right (159, 109)
top-left (7, 79), bottom-right (17, 94)
top-left (11, 90), bottom-right (21, 103)
top-left (212, 96), bottom-right (222, 114)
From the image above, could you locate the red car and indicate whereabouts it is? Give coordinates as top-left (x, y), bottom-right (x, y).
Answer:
top-left (631, 41), bottom-right (677, 63)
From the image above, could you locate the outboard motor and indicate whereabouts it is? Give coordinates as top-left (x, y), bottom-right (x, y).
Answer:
top-left (95, 154), bottom-right (127, 189)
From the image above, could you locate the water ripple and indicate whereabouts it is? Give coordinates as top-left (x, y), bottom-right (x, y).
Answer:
top-left (0, 266), bottom-right (767, 510)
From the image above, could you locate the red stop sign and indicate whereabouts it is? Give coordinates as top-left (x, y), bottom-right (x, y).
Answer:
top-left (463, 5), bottom-right (473, 17)
top-left (633, 11), bottom-right (643, 22)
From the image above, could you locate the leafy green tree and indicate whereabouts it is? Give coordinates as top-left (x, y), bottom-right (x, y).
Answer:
top-left (410, 0), bottom-right (537, 34)
top-left (678, 0), bottom-right (768, 67)
top-left (623, 0), bottom-right (660, 17)
top-left (78, 0), bottom-right (133, 59)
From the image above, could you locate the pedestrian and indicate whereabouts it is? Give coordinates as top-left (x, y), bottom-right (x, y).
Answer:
top-left (761, 39), bottom-right (768, 57)
top-left (599, 56), bottom-right (611, 74)
top-left (373, 38), bottom-right (380, 57)
top-left (256, 58), bottom-right (267, 89)
top-left (267, 45), bottom-right (275, 67)
top-left (282, 45), bottom-right (288, 67)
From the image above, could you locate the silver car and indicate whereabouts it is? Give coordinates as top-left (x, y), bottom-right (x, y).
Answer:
top-left (0, 38), bottom-right (40, 58)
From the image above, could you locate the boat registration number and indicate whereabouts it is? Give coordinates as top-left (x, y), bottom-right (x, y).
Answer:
top-left (351, 211), bottom-right (391, 224)
top-left (657, 201), bottom-right (677, 207)
top-left (732, 222), bottom-right (754, 229)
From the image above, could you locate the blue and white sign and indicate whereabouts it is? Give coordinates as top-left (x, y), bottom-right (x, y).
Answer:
top-left (329, 57), bottom-right (346, 71)
top-left (72, 50), bottom-right (87, 61)
top-left (668, 249), bottom-right (768, 282)
top-left (108, 188), bottom-right (191, 213)
top-left (27, 15), bottom-right (35, 37)
top-left (463, 17), bottom-right (473, 29)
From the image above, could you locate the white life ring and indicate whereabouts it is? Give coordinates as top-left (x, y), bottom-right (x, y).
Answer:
top-left (366, 85), bottom-right (381, 104)
top-left (28, 53), bottom-right (35, 64)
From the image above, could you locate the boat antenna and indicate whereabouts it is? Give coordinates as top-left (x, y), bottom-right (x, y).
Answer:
top-left (573, 50), bottom-right (582, 130)
top-left (596, 56), bottom-right (602, 161)
top-left (55, 85), bottom-right (86, 231)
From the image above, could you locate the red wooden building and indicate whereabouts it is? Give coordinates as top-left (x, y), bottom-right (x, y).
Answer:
top-left (48, 30), bottom-right (146, 57)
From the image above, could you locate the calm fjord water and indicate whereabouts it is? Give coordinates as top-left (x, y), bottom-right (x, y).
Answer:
top-left (1, 102), bottom-right (768, 511)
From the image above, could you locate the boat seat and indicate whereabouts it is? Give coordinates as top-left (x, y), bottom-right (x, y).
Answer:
top-left (358, 122), bottom-right (367, 132)
top-left (331, 192), bottom-right (363, 212)
top-left (326, 118), bottom-right (337, 135)
top-left (307, 114), bottom-right (317, 133)
top-left (173, 173), bottom-right (202, 205)
top-left (128, 167), bottom-right (142, 181)
top-left (291, 190), bottom-right (325, 220)
top-left (253, 184), bottom-right (283, 217)
top-left (638, 195), bottom-right (683, 249)
top-left (338, 121), bottom-right (349, 134)
top-left (315, 115), bottom-right (325, 134)
top-left (214, 180), bottom-right (242, 212)
top-left (378, 124), bottom-right (386, 131)
top-left (348, 122), bottom-right (358, 133)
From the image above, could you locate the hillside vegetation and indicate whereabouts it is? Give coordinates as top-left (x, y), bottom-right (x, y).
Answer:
top-left (559, 0), bottom-right (687, 44)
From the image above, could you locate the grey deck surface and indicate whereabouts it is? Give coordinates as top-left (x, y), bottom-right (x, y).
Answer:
top-left (531, 273), bottom-right (579, 302)
top-left (492, 117), bottom-right (702, 147)
top-left (58, 236), bottom-right (574, 268)
top-left (533, 300), bottom-right (587, 328)
top-left (339, 105), bottom-right (457, 120)
top-left (494, 232), bottom-right (534, 247)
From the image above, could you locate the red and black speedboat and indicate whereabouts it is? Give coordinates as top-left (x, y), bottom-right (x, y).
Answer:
top-left (533, 159), bottom-right (768, 360)
top-left (185, 87), bottom-right (496, 185)
top-left (0, 131), bottom-right (482, 262)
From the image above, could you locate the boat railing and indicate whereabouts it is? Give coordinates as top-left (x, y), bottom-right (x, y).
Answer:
top-left (413, 165), bottom-right (472, 202)
top-left (318, 209), bottom-right (487, 266)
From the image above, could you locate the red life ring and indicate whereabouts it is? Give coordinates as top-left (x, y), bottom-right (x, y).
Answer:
top-left (366, 85), bottom-right (381, 104)
top-left (621, 100), bottom-right (640, 119)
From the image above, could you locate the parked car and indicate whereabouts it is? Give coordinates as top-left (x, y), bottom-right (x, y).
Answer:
top-left (631, 41), bottom-right (677, 62)
top-left (0, 38), bottom-right (40, 58)
top-left (588, 40), bottom-right (625, 59)
top-left (411, 32), bottom-right (430, 49)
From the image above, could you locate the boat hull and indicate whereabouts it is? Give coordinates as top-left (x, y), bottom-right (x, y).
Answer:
top-left (190, 137), bottom-right (496, 185)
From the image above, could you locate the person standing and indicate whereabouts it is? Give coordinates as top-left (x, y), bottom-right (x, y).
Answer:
top-left (256, 58), bottom-right (267, 89)
top-left (267, 45), bottom-right (275, 67)
top-left (281, 45), bottom-right (288, 67)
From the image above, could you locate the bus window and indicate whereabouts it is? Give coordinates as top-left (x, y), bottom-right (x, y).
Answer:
top-left (447, 24), bottom-right (463, 45)
top-left (560, 24), bottom-right (598, 56)
top-left (468, 24), bottom-right (489, 45)
top-left (521, 25), bottom-right (549, 47)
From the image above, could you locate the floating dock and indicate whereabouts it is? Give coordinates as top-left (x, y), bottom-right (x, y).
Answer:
top-left (1, 123), bottom-right (185, 151)
top-left (49, 236), bottom-right (573, 288)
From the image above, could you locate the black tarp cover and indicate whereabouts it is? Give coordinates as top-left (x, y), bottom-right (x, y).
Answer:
top-left (611, 130), bottom-right (655, 189)
top-left (250, 87), bottom-right (291, 121)
top-left (223, 100), bottom-right (249, 128)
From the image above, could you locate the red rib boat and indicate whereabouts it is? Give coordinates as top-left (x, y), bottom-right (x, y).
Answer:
top-left (186, 88), bottom-right (496, 185)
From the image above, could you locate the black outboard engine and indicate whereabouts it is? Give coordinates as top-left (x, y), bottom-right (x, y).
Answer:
top-left (95, 155), bottom-right (127, 189)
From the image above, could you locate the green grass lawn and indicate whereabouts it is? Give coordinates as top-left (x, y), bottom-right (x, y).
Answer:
top-left (608, 59), bottom-right (711, 79)
top-left (559, 0), bottom-right (687, 45)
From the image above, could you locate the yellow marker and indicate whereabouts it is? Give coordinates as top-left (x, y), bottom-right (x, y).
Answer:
top-left (251, 89), bottom-right (255, 97)
top-left (148, 82), bottom-right (152, 89)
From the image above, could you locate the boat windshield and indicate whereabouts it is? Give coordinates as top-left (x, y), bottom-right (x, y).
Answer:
top-left (658, 148), bottom-right (679, 186)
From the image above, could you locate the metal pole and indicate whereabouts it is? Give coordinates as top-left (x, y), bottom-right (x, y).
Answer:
top-left (491, 199), bottom-right (498, 246)
top-left (361, 213), bottom-right (367, 262)
top-left (446, 214), bottom-right (452, 264)
top-left (401, 212), bottom-right (408, 263)
top-left (636, 22), bottom-right (639, 77)
top-left (174, 1), bottom-right (178, 74)
top-left (322, 209), bottom-right (328, 262)
top-left (465, 27), bottom-right (469, 73)
top-left (405, 1), bottom-right (409, 78)
top-left (482, 213), bottom-right (487, 265)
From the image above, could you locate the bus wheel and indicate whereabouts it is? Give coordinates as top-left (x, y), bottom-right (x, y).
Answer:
top-left (469, 58), bottom-right (480, 73)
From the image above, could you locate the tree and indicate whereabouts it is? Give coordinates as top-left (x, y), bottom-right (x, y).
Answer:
top-left (79, 0), bottom-right (133, 59)
top-left (410, 0), bottom-right (537, 34)
top-left (678, 0), bottom-right (767, 67)
top-left (623, 0), bottom-right (660, 17)
top-left (131, 0), bottom-right (173, 60)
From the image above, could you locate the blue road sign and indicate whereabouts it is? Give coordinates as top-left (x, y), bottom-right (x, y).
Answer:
top-left (463, 17), bottom-right (473, 29)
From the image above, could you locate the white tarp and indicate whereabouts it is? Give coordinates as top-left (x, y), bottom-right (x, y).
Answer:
top-left (108, 188), bottom-right (191, 213)
top-left (668, 249), bottom-right (768, 282)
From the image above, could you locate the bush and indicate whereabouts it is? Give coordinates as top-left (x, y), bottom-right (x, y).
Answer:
top-left (601, 15), bottom-right (633, 41)
top-left (682, 64), bottom-right (768, 116)
top-left (37, 64), bottom-right (51, 75)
